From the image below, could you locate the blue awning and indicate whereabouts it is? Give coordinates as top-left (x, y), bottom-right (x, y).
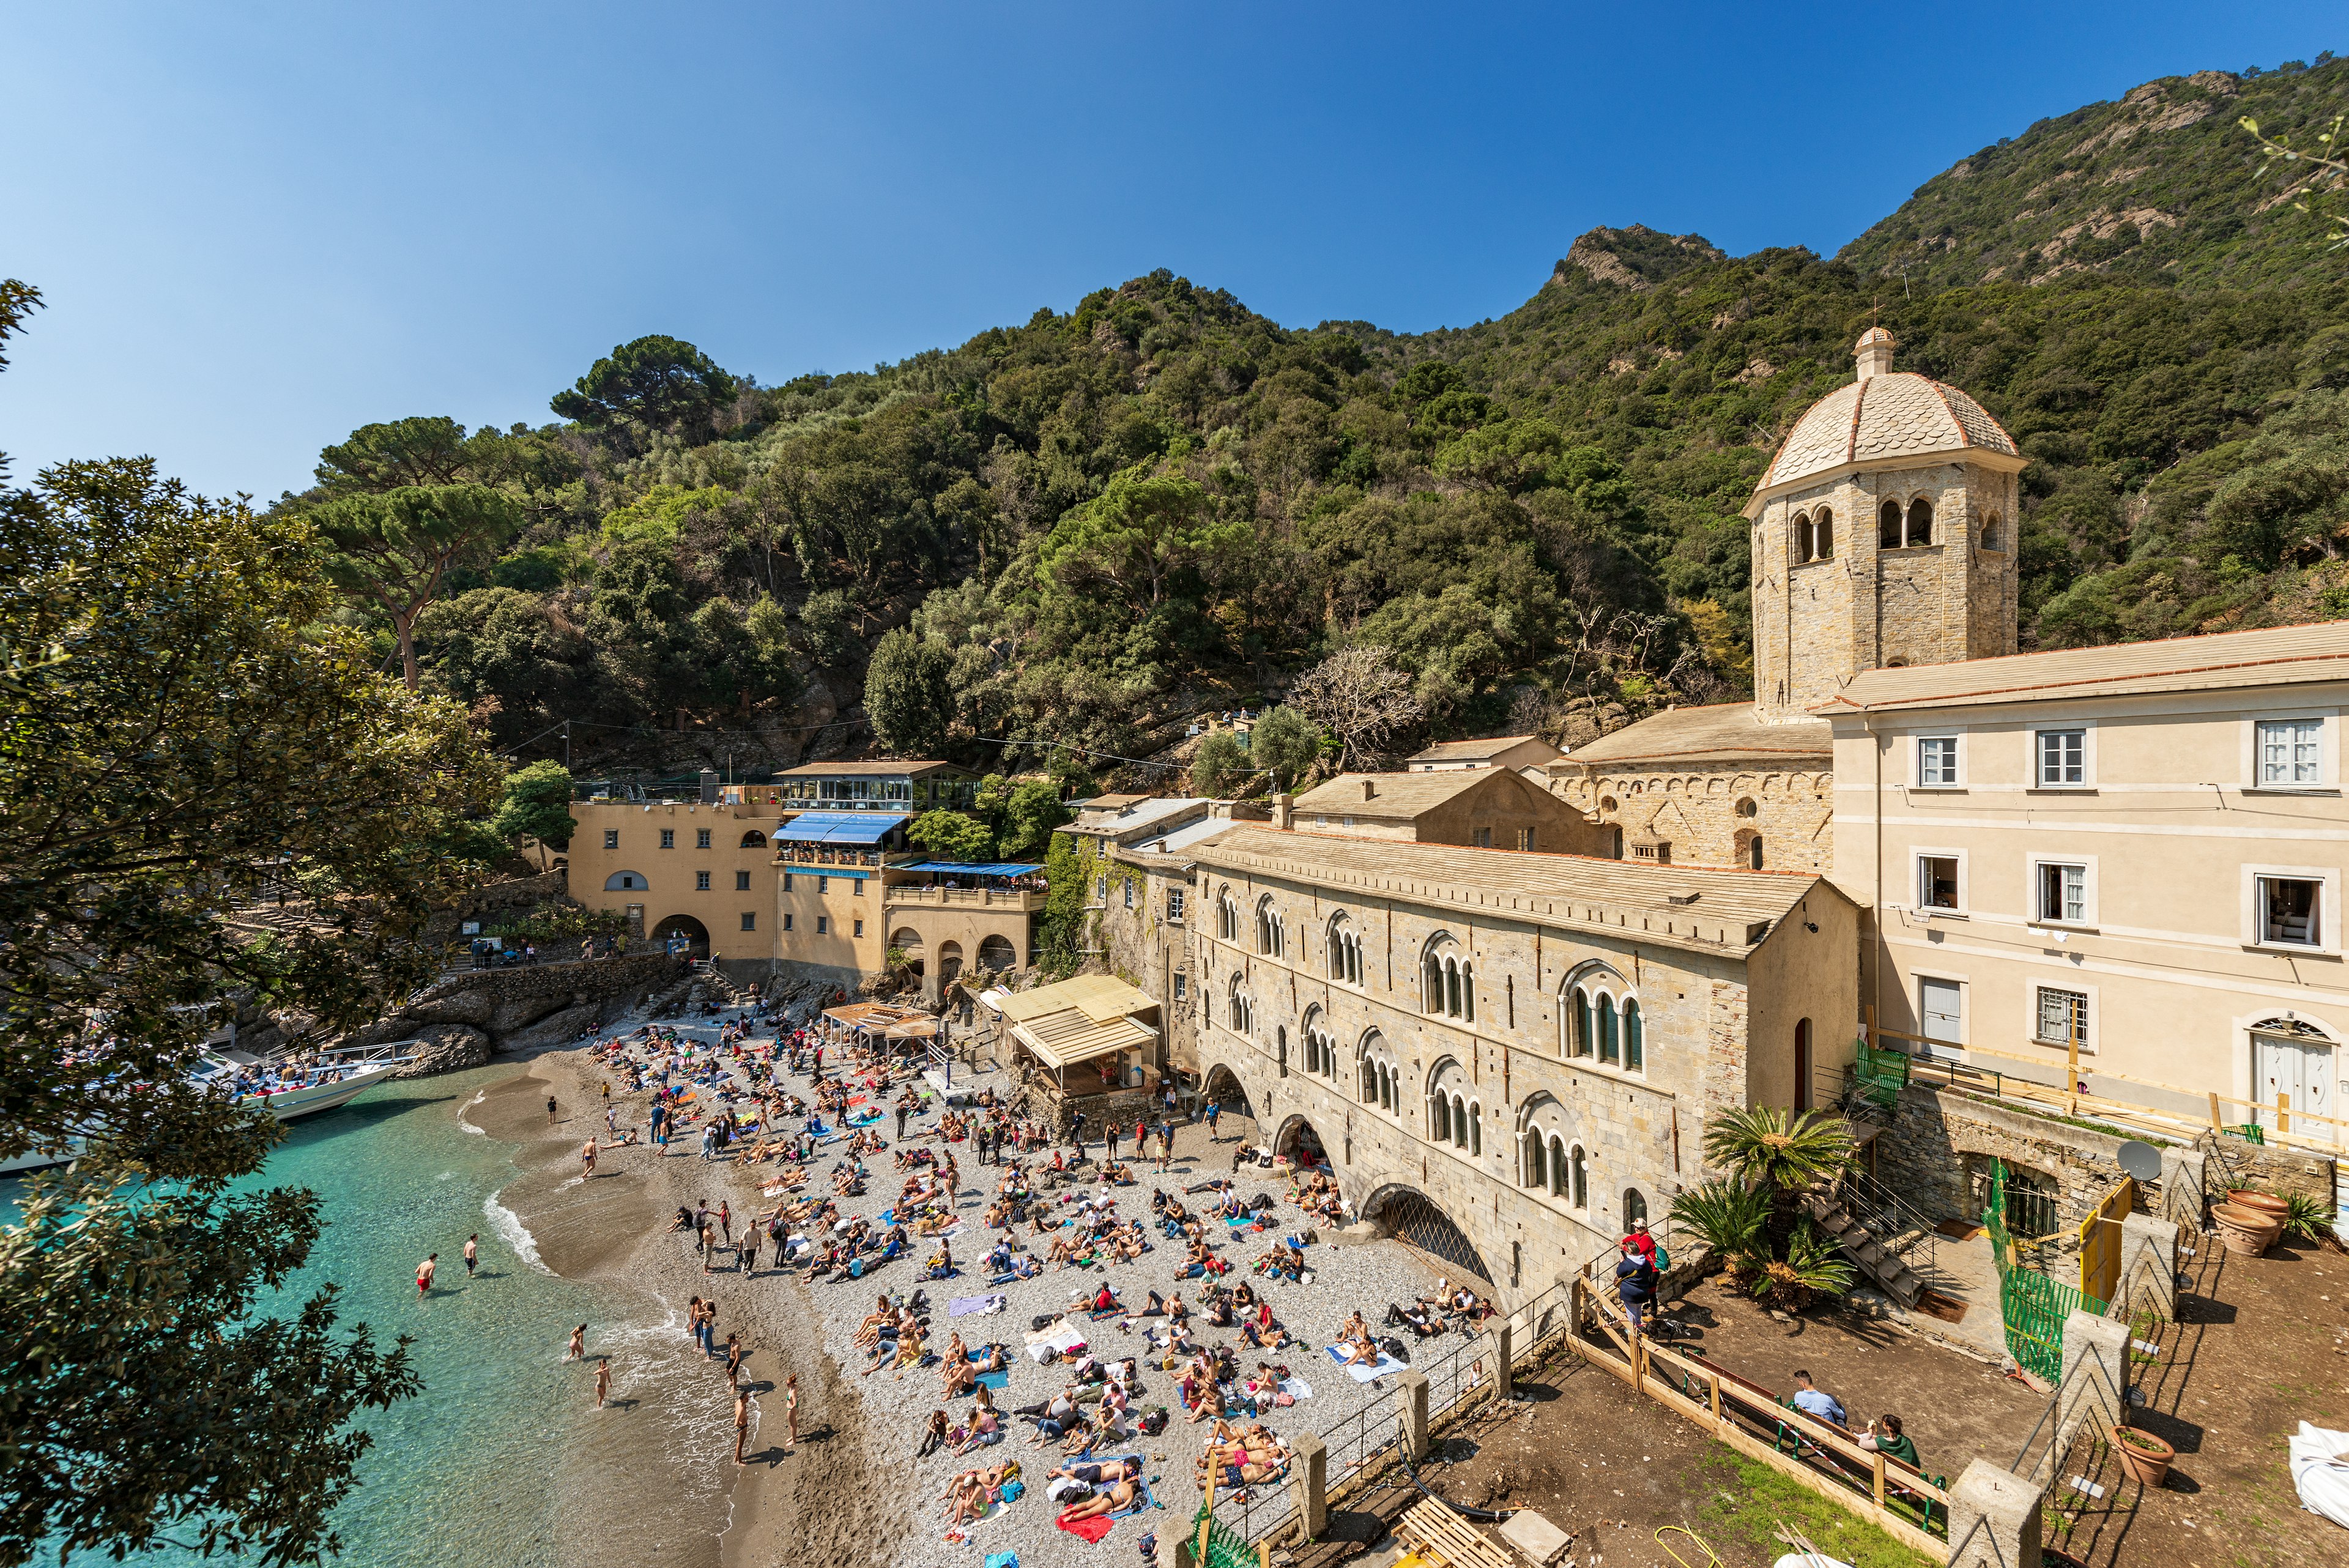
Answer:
top-left (768, 811), bottom-right (908, 845)
top-left (899, 861), bottom-right (1045, 876)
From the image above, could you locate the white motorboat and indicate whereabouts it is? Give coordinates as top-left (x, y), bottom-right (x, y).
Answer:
top-left (0, 1041), bottom-right (414, 1176)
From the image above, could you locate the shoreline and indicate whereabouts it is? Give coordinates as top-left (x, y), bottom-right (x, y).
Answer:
top-left (473, 1043), bottom-right (894, 1568)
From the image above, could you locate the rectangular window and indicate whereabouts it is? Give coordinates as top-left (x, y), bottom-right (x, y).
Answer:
top-left (853, 878), bottom-right (863, 896)
top-left (815, 916), bottom-right (829, 935)
top-left (1174, 974), bottom-right (1187, 1000)
top-left (2257, 718), bottom-right (2323, 786)
top-left (2036, 728), bottom-right (2086, 787)
top-left (782, 873), bottom-right (793, 891)
top-left (1472, 827), bottom-right (1493, 849)
top-left (817, 876), bottom-right (828, 894)
top-left (2035, 986), bottom-right (2088, 1050)
top-left (1918, 856), bottom-right (1960, 911)
top-left (1917, 736), bottom-right (1959, 786)
top-left (1518, 828), bottom-right (1535, 852)
top-left (1920, 976), bottom-right (1962, 1050)
top-left (853, 918), bottom-right (863, 938)
top-left (2036, 862), bottom-right (2087, 924)
top-left (604, 828), bottom-right (620, 850)
top-left (1167, 889), bottom-right (1186, 922)
top-left (696, 828), bottom-right (711, 849)
top-left (735, 870), bottom-right (751, 891)
top-left (696, 870), bottom-right (711, 891)
top-left (2258, 875), bottom-right (2323, 946)
top-left (1123, 881), bottom-right (1134, 908)
top-left (740, 912), bottom-right (756, 932)
top-left (660, 828), bottom-right (675, 849)
top-left (782, 913), bottom-right (794, 931)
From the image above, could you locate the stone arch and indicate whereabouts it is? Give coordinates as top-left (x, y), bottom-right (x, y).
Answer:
top-left (1202, 1061), bottom-right (1253, 1118)
top-left (1362, 1183), bottom-right (1492, 1282)
top-left (1559, 959), bottom-right (1630, 1061)
top-left (1254, 891), bottom-right (1285, 957)
top-left (604, 869), bottom-right (650, 891)
top-left (738, 829), bottom-right (769, 848)
top-left (976, 934), bottom-right (1017, 972)
top-left (1273, 1114), bottom-right (1328, 1169)
top-left (935, 939), bottom-right (963, 987)
top-left (651, 912), bottom-right (709, 957)
top-left (1420, 931), bottom-right (1474, 1022)
top-left (1357, 1028), bottom-right (1401, 1115)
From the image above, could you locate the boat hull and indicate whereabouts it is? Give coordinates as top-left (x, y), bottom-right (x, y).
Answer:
top-left (1, 1065), bottom-right (398, 1175)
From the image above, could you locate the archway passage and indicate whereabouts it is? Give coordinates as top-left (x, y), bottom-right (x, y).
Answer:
top-left (936, 940), bottom-right (964, 987)
top-left (890, 927), bottom-right (925, 978)
top-left (652, 912), bottom-right (710, 959)
top-left (1366, 1185), bottom-right (1491, 1282)
top-left (1202, 1063), bottom-right (1252, 1118)
top-left (976, 934), bottom-right (1018, 972)
top-left (1274, 1115), bottom-right (1327, 1170)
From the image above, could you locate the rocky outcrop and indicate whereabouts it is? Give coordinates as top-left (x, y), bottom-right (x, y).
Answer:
top-left (392, 1023), bottom-right (494, 1078)
top-left (351, 953), bottom-right (686, 1076)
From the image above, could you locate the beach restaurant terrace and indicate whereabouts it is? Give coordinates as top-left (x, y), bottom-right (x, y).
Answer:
top-left (765, 810), bottom-right (910, 866)
top-left (981, 973), bottom-right (1160, 1100)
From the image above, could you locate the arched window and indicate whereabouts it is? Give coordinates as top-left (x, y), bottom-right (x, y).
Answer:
top-left (1428, 1058), bottom-right (1472, 1152)
top-left (1906, 496), bottom-right (1933, 547)
top-left (1445, 959), bottom-right (1462, 1018)
top-left (1749, 834), bottom-right (1765, 871)
top-left (738, 830), bottom-right (768, 848)
top-left (1879, 499), bottom-right (1903, 548)
top-left (1597, 994), bottom-right (1619, 1065)
top-left (1226, 976), bottom-right (1253, 1039)
top-left (1813, 508), bottom-right (1833, 558)
top-left (1793, 511), bottom-right (1814, 564)
top-left (1431, 1092), bottom-right (1451, 1143)
top-left (1570, 1145), bottom-right (1589, 1208)
top-left (1255, 896), bottom-right (1283, 958)
top-left (1468, 1101), bottom-right (1481, 1155)
top-left (1424, 952), bottom-right (1444, 1014)
top-left (1623, 1187), bottom-right (1649, 1229)
top-left (1525, 1131), bottom-right (1548, 1189)
top-left (1327, 913), bottom-right (1363, 986)
top-left (1983, 511), bottom-right (2002, 551)
top-left (1359, 1031), bottom-right (1400, 1114)
top-left (1217, 887), bottom-right (1239, 942)
top-left (1462, 962), bottom-right (1475, 1023)
top-left (1623, 998), bottom-right (1644, 1072)
top-left (1275, 1025), bottom-right (1288, 1076)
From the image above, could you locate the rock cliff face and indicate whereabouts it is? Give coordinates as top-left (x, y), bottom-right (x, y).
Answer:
top-left (346, 953), bottom-right (686, 1077)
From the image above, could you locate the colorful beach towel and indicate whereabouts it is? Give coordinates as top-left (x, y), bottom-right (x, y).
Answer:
top-left (1055, 1513), bottom-right (1113, 1544)
top-left (1325, 1345), bottom-right (1405, 1382)
top-left (949, 1293), bottom-right (1008, 1317)
top-left (983, 1555), bottom-right (1020, 1568)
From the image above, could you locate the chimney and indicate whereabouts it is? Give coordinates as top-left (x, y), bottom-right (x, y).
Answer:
top-left (1360, 779), bottom-right (1376, 802)
top-left (699, 769), bottom-right (719, 804)
top-left (1272, 793), bottom-right (1293, 830)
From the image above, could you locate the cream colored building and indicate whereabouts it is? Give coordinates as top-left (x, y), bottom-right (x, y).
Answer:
top-left (1821, 625), bottom-right (2349, 1139)
top-left (566, 791), bottom-right (790, 960)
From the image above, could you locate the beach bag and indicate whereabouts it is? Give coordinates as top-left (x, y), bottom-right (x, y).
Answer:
top-left (999, 1479), bottom-right (1025, 1503)
top-left (1139, 1406), bottom-right (1169, 1435)
top-left (1031, 1313), bottom-right (1054, 1332)
top-left (1381, 1336), bottom-right (1408, 1361)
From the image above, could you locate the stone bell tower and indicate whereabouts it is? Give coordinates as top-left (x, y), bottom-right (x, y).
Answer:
top-left (1744, 329), bottom-right (2027, 718)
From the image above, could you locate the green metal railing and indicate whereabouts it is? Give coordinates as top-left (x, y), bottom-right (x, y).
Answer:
top-left (1192, 1503), bottom-right (1261, 1567)
top-left (1984, 1159), bottom-right (2104, 1382)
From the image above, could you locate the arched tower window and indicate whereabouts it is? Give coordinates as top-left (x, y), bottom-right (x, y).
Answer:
top-left (1623, 1187), bottom-right (1649, 1229)
top-left (1792, 511), bottom-right (1814, 564)
top-left (1907, 496), bottom-right (1934, 547)
top-left (1749, 834), bottom-right (1765, 870)
top-left (1623, 998), bottom-right (1644, 1072)
top-left (1879, 499), bottom-right (1903, 548)
top-left (1813, 508), bottom-right (1833, 558)
top-left (1982, 512), bottom-right (2002, 551)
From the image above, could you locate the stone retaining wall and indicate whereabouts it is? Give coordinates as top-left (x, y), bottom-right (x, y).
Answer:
top-left (349, 953), bottom-right (686, 1076)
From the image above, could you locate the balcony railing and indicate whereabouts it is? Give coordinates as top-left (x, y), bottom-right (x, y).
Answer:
top-left (883, 885), bottom-right (1047, 911)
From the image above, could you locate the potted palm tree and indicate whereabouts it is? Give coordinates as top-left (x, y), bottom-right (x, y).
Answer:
top-left (1671, 1108), bottom-right (1858, 1310)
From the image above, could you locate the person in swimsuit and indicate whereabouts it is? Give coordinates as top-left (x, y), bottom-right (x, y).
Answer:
top-left (565, 1324), bottom-right (586, 1362)
top-left (462, 1234), bottom-right (478, 1277)
top-left (582, 1137), bottom-right (597, 1176)
top-left (546, 1094), bottom-right (558, 1125)
top-left (415, 1254), bottom-right (436, 1301)
top-left (784, 1373), bottom-right (799, 1449)
top-left (595, 1357), bottom-right (611, 1409)
top-left (734, 1388), bottom-right (752, 1465)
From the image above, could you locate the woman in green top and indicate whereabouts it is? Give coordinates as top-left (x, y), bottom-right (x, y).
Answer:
top-left (1860, 1413), bottom-right (1921, 1476)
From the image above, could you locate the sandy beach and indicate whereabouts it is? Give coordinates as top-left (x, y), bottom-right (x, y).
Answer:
top-left (467, 995), bottom-right (1453, 1568)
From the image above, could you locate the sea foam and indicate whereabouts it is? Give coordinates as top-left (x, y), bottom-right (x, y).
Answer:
top-left (484, 1191), bottom-right (551, 1274)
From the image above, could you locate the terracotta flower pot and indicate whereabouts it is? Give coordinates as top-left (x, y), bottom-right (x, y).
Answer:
top-left (2211, 1201), bottom-right (2282, 1235)
top-left (2111, 1423), bottom-right (2173, 1488)
top-left (2227, 1189), bottom-right (2289, 1216)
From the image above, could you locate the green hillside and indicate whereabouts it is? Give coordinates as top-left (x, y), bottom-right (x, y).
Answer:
top-left (253, 54), bottom-right (2349, 782)
top-left (1840, 56), bottom-right (2349, 292)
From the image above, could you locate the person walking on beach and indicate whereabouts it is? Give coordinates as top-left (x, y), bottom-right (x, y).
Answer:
top-left (463, 1233), bottom-right (478, 1279)
top-left (725, 1332), bottom-right (744, 1388)
top-left (582, 1136), bottom-right (598, 1177)
top-left (717, 1200), bottom-right (732, 1247)
top-left (566, 1324), bottom-right (586, 1362)
top-left (416, 1254), bottom-right (437, 1301)
top-left (740, 1225), bottom-right (759, 1275)
top-left (784, 1373), bottom-right (799, 1451)
top-left (1204, 1099), bottom-right (1221, 1141)
top-left (595, 1357), bottom-right (611, 1410)
top-left (700, 1222), bottom-right (718, 1274)
top-left (733, 1388), bottom-right (752, 1466)
top-left (546, 1093), bottom-right (558, 1126)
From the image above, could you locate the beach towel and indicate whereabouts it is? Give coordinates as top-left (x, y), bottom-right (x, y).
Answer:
top-left (1055, 1513), bottom-right (1113, 1544)
top-left (1026, 1325), bottom-right (1089, 1363)
top-left (976, 1369), bottom-right (1010, 1390)
top-left (950, 1293), bottom-right (1008, 1317)
top-left (982, 1554), bottom-right (1019, 1568)
top-left (1279, 1376), bottom-right (1313, 1401)
top-left (2290, 1421), bottom-right (2349, 1527)
top-left (1325, 1345), bottom-right (1405, 1382)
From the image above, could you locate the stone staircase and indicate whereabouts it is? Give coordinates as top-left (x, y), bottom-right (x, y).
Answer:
top-left (1805, 1191), bottom-right (1925, 1307)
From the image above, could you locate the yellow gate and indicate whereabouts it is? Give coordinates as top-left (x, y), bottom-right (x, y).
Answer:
top-left (2077, 1175), bottom-right (2135, 1304)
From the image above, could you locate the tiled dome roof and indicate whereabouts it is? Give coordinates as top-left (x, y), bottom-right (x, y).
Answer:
top-left (1756, 371), bottom-right (2017, 495)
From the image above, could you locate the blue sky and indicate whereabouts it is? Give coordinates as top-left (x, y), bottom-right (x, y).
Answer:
top-left (2, 2), bottom-right (2341, 499)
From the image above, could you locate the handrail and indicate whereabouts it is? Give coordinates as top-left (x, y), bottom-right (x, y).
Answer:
top-left (1834, 1165), bottom-right (1939, 1279)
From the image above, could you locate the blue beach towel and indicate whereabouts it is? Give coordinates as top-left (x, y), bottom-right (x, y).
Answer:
top-left (983, 1554), bottom-right (1019, 1568)
top-left (976, 1369), bottom-right (1009, 1389)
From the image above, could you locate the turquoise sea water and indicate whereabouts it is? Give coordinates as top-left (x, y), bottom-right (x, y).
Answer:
top-left (81, 1066), bottom-right (601, 1568)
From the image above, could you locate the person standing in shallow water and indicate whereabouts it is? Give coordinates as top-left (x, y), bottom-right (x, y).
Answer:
top-left (565, 1324), bottom-right (586, 1362)
top-left (415, 1253), bottom-right (436, 1301)
top-left (463, 1233), bottom-right (478, 1279)
top-left (784, 1373), bottom-right (799, 1451)
top-left (595, 1357), bottom-right (611, 1410)
top-left (733, 1388), bottom-right (751, 1466)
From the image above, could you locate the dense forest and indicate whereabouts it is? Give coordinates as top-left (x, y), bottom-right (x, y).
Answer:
top-left (285, 56), bottom-right (2349, 786)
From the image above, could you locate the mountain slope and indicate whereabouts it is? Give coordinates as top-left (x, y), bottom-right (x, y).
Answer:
top-left (1839, 56), bottom-right (2349, 291)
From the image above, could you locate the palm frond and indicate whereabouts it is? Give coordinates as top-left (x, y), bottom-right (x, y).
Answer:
top-left (1668, 1178), bottom-right (1770, 1260)
top-left (1700, 1105), bottom-right (1854, 1194)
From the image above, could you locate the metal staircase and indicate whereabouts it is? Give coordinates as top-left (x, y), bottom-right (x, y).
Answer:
top-left (1807, 1167), bottom-right (1939, 1308)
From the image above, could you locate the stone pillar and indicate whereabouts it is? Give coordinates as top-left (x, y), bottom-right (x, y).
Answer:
top-left (2117, 1211), bottom-right (2178, 1322)
top-left (1160, 1523), bottom-right (1198, 1568)
top-left (2158, 1148), bottom-right (2206, 1230)
top-left (1395, 1370), bottom-right (1431, 1460)
top-left (1290, 1430), bottom-right (1329, 1539)
top-left (1945, 1458), bottom-right (2044, 1568)
top-left (2057, 1310), bottom-right (2129, 1452)
top-left (1488, 1318), bottom-right (1514, 1402)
